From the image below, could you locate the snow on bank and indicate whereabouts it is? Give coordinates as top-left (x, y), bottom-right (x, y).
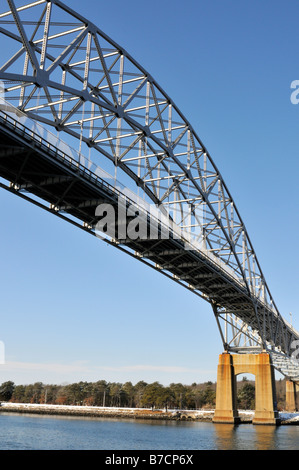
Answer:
top-left (1, 403), bottom-right (298, 423)
top-left (279, 412), bottom-right (299, 423)
top-left (0, 403), bottom-right (214, 419)
top-left (1, 403), bottom-right (144, 413)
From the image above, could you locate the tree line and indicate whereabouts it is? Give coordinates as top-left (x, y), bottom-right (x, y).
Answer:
top-left (0, 377), bottom-right (287, 410)
top-left (0, 380), bottom-right (216, 410)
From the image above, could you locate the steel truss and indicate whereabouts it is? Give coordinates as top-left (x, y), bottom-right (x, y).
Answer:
top-left (0, 0), bottom-right (298, 379)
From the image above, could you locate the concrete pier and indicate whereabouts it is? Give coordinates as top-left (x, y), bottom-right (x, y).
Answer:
top-left (285, 380), bottom-right (299, 412)
top-left (213, 352), bottom-right (280, 425)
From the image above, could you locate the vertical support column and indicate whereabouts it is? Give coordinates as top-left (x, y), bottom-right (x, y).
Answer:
top-left (213, 353), bottom-right (240, 424)
top-left (252, 353), bottom-right (280, 425)
top-left (295, 383), bottom-right (299, 411)
top-left (286, 380), bottom-right (297, 412)
top-left (213, 352), bottom-right (280, 425)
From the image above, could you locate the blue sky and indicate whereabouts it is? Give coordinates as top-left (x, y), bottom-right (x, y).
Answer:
top-left (0, 0), bottom-right (298, 386)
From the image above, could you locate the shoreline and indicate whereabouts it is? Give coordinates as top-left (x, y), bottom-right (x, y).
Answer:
top-left (1, 403), bottom-right (298, 424)
top-left (0, 403), bottom-right (215, 421)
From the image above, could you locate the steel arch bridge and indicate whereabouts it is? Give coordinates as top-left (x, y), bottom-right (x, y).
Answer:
top-left (0, 0), bottom-right (298, 380)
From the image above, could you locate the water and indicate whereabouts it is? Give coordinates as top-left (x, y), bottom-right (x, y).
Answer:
top-left (0, 412), bottom-right (299, 450)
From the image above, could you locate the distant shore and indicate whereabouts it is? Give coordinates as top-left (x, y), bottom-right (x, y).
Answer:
top-left (1, 402), bottom-right (299, 424)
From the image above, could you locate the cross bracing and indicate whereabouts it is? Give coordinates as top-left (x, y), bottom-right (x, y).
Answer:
top-left (0, 0), bottom-right (298, 379)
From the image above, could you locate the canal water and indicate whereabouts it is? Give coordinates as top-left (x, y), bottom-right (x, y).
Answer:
top-left (0, 412), bottom-right (298, 450)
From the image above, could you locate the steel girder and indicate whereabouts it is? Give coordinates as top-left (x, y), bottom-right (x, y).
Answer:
top-left (0, 0), bottom-right (298, 378)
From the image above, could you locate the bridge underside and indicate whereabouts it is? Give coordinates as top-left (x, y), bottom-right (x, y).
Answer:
top-left (0, 0), bottom-right (298, 386)
top-left (1, 111), bottom-right (297, 377)
top-left (0, 114), bottom-right (268, 323)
